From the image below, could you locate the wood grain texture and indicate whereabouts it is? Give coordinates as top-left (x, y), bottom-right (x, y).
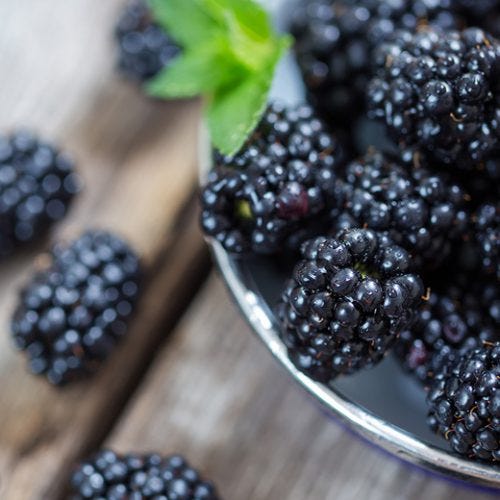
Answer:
top-left (108, 276), bottom-right (496, 500)
top-left (0, 1), bottom-right (209, 498)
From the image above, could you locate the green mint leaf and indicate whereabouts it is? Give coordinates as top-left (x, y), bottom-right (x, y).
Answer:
top-left (149, 0), bottom-right (293, 155)
top-left (207, 75), bottom-right (270, 156)
top-left (147, 43), bottom-right (246, 98)
top-left (148, 0), bottom-right (221, 47)
top-left (207, 33), bottom-right (291, 155)
top-left (202, 0), bottom-right (272, 40)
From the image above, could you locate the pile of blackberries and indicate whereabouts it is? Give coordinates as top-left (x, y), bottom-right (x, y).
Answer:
top-left (199, 1), bottom-right (500, 463)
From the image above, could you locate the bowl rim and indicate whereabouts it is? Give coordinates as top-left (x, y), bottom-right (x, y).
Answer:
top-left (198, 125), bottom-right (500, 490)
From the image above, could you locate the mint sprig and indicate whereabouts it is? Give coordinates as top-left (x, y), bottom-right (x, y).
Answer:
top-left (147, 0), bottom-right (292, 156)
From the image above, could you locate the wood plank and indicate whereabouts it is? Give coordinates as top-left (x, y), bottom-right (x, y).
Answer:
top-left (108, 276), bottom-right (495, 500)
top-left (0, 1), bottom-right (210, 498)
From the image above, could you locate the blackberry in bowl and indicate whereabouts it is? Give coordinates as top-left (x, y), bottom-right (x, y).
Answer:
top-left (395, 277), bottom-right (500, 385)
top-left (278, 229), bottom-right (424, 383)
top-left (200, 102), bottom-right (346, 255)
top-left (427, 342), bottom-right (500, 462)
top-left (367, 26), bottom-right (500, 170)
top-left (291, 0), bottom-right (463, 131)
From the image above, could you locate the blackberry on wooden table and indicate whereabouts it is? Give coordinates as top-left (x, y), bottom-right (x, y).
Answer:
top-left (200, 102), bottom-right (346, 255)
top-left (291, 0), bottom-right (463, 130)
top-left (70, 449), bottom-right (219, 499)
top-left (368, 26), bottom-right (500, 170)
top-left (0, 130), bottom-right (81, 258)
top-left (395, 278), bottom-right (500, 385)
top-left (11, 230), bottom-right (141, 386)
top-left (115, 0), bottom-right (179, 82)
top-left (330, 150), bottom-right (469, 269)
top-left (427, 342), bottom-right (500, 462)
top-left (278, 228), bottom-right (424, 383)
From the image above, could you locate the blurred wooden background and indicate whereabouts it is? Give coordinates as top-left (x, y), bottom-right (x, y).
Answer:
top-left (0, 1), bottom-right (496, 499)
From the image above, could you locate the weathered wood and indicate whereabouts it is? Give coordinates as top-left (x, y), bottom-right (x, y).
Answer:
top-left (108, 276), bottom-right (495, 500)
top-left (0, 1), bottom-right (210, 498)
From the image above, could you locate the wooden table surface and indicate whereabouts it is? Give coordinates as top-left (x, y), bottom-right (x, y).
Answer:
top-left (0, 2), bottom-right (495, 499)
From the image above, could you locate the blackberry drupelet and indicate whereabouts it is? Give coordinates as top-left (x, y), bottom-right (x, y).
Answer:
top-left (11, 231), bottom-right (141, 386)
top-left (200, 102), bottom-right (346, 254)
top-left (427, 342), bottom-right (500, 461)
top-left (395, 279), bottom-right (499, 385)
top-left (291, 0), bottom-right (462, 129)
top-left (115, 0), bottom-right (179, 82)
top-left (368, 26), bottom-right (500, 169)
top-left (474, 202), bottom-right (499, 279)
top-left (330, 150), bottom-right (469, 269)
top-left (70, 449), bottom-right (219, 499)
top-left (0, 130), bottom-right (81, 258)
top-left (278, 228), bottom-right (424, 382)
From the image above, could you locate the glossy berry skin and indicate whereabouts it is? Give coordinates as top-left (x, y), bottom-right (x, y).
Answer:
top-left (291, 0), bottom-right (462, 129)
top-left (278, 228), bottom-right (424, 383)
top-left (11, 231), bottom-right (141, 386)
top-left (474, 202), bottom-right (499, 279)
top-left (368, 27), bottom-right (500, 169)
top-left (427, 342), bottom-right (500, 462)
top-left (115, 0), bottom-right (179, 82)
top-left (0, 131), bottom-right (81, 258)
top-left (200, 102), bottom-right (346, 254)
top-left (395, 279), bottom-right (499, 385)
top-left (330, 150), bottom-right (469, 269)
top-left (70, 449), bottom-right (219, 499)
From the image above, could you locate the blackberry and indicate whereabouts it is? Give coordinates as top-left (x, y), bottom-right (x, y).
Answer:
top-left (395, 279), bottom-right (499, 385)
top-left (291, 0), bottom-right (462, 129)
top-left (0, 131), bottom-right (81, 258)
top-left (70, 449), bottom-right (219, 499)
top-left (200, 102), bottom-right (346, 254)
top-left (427, 342), bottom-right (500, 462)
top-left (330, 150), bottom-right (469, 269)
top-left (474, 202), bottom-right (499, 279)
top-left (115, 0), bottom-right (180, 82)
top-left (278, 228), bottom-right (424, 382)
top-left (11, 231), bottom-right (141, 386)
top-left (368, 26), bottom-right (500, 169)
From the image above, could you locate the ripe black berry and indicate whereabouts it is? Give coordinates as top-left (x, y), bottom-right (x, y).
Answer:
top-left (427, 342), bottom-right (500, 462)
top-left (291, 0), bottom-right (463, 129)
top-left (278, 228), bottom-right (424, 382)
top-left (395, 278), bottom-right (499, 385)
top-left (330, 150), bottom-right (469, 269)
top-left (368, 26), bottom-right (500, 169)
top-left (200, 102), bottom-right (346, 254)
top-left (115, 0), bottom-right (180, 82)
top-left (70, 449), bottom-right (219, 499)
top-left (11, 231), bottom-right (141, 386)
top-left (0, 131), bottom-right (81, 258)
